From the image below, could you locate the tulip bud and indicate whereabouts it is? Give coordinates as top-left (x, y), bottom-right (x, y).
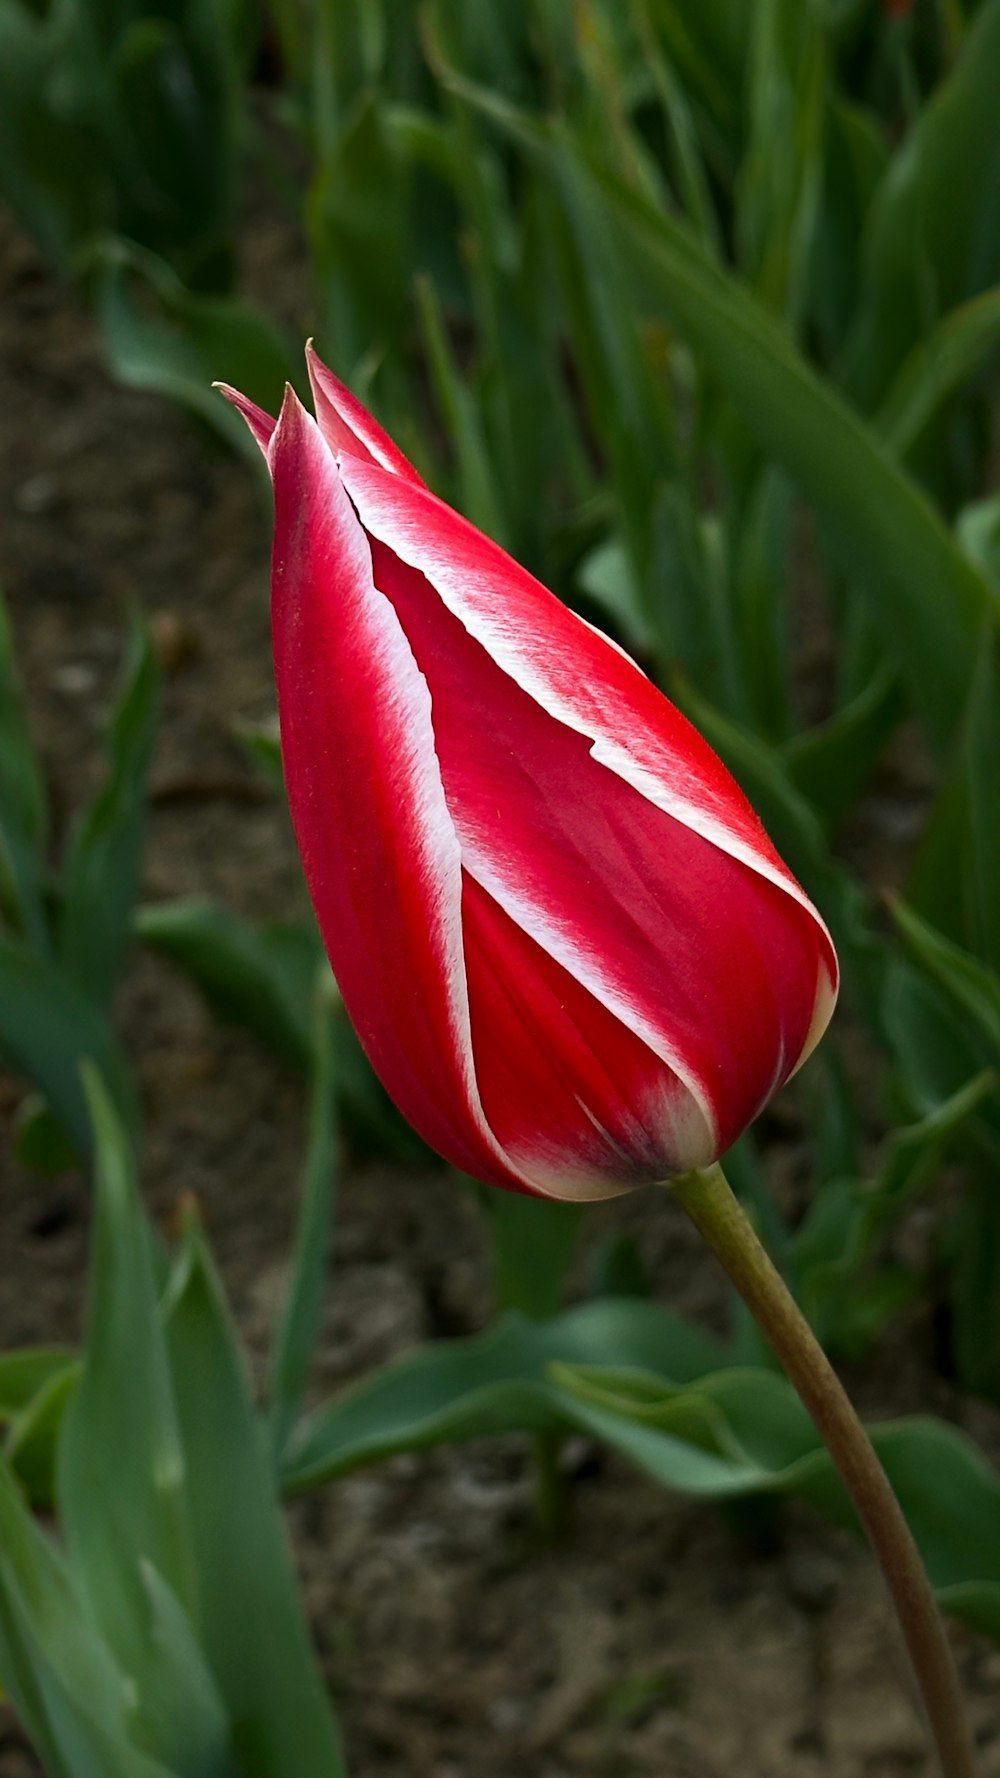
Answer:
top-left (219, 350), bottom-right (838, 1201)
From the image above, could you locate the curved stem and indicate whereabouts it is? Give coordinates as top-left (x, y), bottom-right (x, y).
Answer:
top-left (669, 1162), bottom-right (977, 1778)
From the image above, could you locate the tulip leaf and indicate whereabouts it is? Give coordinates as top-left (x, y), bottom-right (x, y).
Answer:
top-left (283, 1299), bottom-right (1000, 1641)
top-left (282, 1300), bottom-right (729, 1492)
top-left (474, 1182), bottom-right (584, 1322)
top-left (0, 938), bottom-right (135, 1162)
top-left (0, 590), bottom-right (48, 953)
top-left (92, 237), bottom-right (296, 456)
top-left (0, 1349), bottom-right (77, 1423)
top-left (0, 1452), bottom-right (169, 1778)
top-left (58, 1070), bottom-right (199, 1689)
top-left (784, 664), bottom-right (905, 831)
top-left (790, 1071), bottom-right (995, 1354)
top-left (876, 285), bottom-right (1000, 459)
top-left (844, 0), bottom-right (1000, 409)
top-left (268, 973), bottom-right (341, 1465)
top-left (908, 620), bottom-right (1000, 970)
top-left (889, 899), bottom-right (1000, 1058)
top-left (551, 1365), bottom-right (1000, 1636)
top-left (6, 1363), bottom-right (81, 1510)
top-left (163, 1206), bottom-right (345, 1778)
top-left (57, 615), bottom-right (159, 1010)
top-left (431, 58), bottom-right (997, 750)
top-left (135, 897), bottom-right (320, 1069)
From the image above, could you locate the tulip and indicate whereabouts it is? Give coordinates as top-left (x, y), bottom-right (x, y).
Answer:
top-left (219, 348), bottom-right (838, 1202)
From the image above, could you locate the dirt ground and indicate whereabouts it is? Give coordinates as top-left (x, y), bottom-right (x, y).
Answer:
top-left (1, 198), bottom-right (999, 1778)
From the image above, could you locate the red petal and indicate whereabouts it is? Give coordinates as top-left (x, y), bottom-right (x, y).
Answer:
top-left (462, 872), bottom-right (713, 1192)
top-left (306, 345), bottom-right (427, 487)
top-left (367, 537), bottom-right (835, 1154)
top-left (215, 383), bottom-right (276, 455)
top-left (267, 389), bottom-right (534, 1192)
top-left (339, 457), bottom-right (837, 976)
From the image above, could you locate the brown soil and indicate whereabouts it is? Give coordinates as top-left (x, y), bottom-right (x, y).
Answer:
top-left (1, 199), bottom-right (999, 1778)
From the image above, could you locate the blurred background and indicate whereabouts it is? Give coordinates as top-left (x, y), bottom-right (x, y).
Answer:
top-left (2, 0), bottom-right (1000, 1773)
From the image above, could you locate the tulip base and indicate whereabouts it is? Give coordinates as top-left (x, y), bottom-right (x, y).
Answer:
top-left (668, 1162), bottom-right (977, 1778)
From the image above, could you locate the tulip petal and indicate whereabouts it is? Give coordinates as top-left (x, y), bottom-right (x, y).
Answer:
top-left (363, 534), bottom-right (836, 1152)
top-left (462, 872), bottom-right (714, 1191)
top-left (214, 383), bottom-right (277, 456)
top-left (306, 345), bottom-right (426, 487)
top-left (338, 456), bottom-right (837, 969)
top-left (267, 389), bottom-right (540, 1193)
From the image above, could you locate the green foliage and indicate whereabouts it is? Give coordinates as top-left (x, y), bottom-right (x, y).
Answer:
top-left (0, 596), bottom-right (152, 1160)
top-left (0, 1072), bottom-right (344, 1778)
top-left (281, 1296), bottom-right (1000, 1641)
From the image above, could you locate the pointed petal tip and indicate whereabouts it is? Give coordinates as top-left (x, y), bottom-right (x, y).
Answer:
top-left (214, 383), bottom-right (277, 457)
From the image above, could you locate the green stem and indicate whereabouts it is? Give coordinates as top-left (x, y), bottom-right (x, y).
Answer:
top-left (669, 1163), bottom-right (976, 1778)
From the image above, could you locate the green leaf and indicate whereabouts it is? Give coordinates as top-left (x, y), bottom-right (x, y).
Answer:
top-left (845, 0), bottom-right (1000, 408)
top-left (0, 590), bottom-right (48, 951)
top-left (876, 286), bottom-right (1000, 458)
top-left (57, 1071), bottom-right (198, 1681)
top-left (0, 1454), bottom-right (163, 1778)
top-left (92, 238), bottom-right (296, 454)
top-left (58, 617), bottom-right (158, 1008)
top-left (792, 1072), bottom-right (995, 1351)
top-left (6, 1363), bottom-right (81, 1510)
top-left (0, 1348), bottom-right (77, 1423)
top-left (735, 0), bottom-right (826, 329)
top-left (551, 1367), bottom-right (1000, 1637)
top-left (135, 898), bottom-right (320, 1070)
top-left (283, 1299), bottom-right (1000, 1641)
top-left (163, 1207), bottom-right (345, 1778)
top-left (0, 939), bottom-right (135, 1161)
top-left (784, 665), bottom-right (905, 830)
top-left (282, 1300), bottom-right (729, 1491)
top-left (909, 621), bottom-right (1000, 970)
top-left (268, 974), bottom-right (341, 1463)
top-left (474, 1183), bottom-right (584, 1322)
top-left (0, 1), bottom-right (103, 271)
top-left (13, 1098), bottom-right (83, 1176)
top-left (415, 272), bottom-right (509, 548)
top-left (890, 899), bottom-right (1000, 1057)
top-left (432, 69), bottom-right (997, 750)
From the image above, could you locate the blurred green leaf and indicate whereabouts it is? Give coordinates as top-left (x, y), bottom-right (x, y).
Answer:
top-left (268, 974), bottom-right (341, 1464)
top-left (58, 1072), bottom-right (200, 1714)
top-left (792, 1071), bottom-right (994, 1351)
top-left (0, 0), bottom-right (104, 271)
top-left (736, 0), bottom-right (826, 328)
top-left (553, 1365), bottom-right (1000, 1636)
top-left (415, 272), bottom-right (508, 547)
top-left (58, 617), bottom-right (158, 1009)
top-left (6, 1363), bottom-right (81, 1511)
top-left (845, 0), bottom-right (1000, 408)
top-left (0, 591), bottom-right (48, 953)
top-left (0, 1452), bottom-right (167, 1778)
top-left (432, 66), bottom-right (997, 750)
top-left (92, 238), bottom-right (296, 454)
top-left (282, 1300), bottom-right (732, 1491)
top-left (785, 665), bottom-right (905, 830)
top-left (284, 1297), bottom-right (1000, 1640)
top-left (909, 621), bottom-right (1000, 968)
top-left (136, 897), bottom-right (320, 1070)
top-left (163, 1207), bottom-right (345, 1778)
top-left (13, 1099), bottom-right (83, 1176)
top-left (890, 898), bottom-right (1000, 1056)
top-left (475, 1183), bottom-right (583, 1322)
top-left (0, 1349), bottom-right (77, 1424)
top-left (877, 286), bottom-right (1000, 458)
top-left (0, 939), bottom-right (135, 1162)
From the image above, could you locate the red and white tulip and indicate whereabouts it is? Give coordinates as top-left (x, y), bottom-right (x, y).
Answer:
top-left (220, 349), bottom-right (838, 1201)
